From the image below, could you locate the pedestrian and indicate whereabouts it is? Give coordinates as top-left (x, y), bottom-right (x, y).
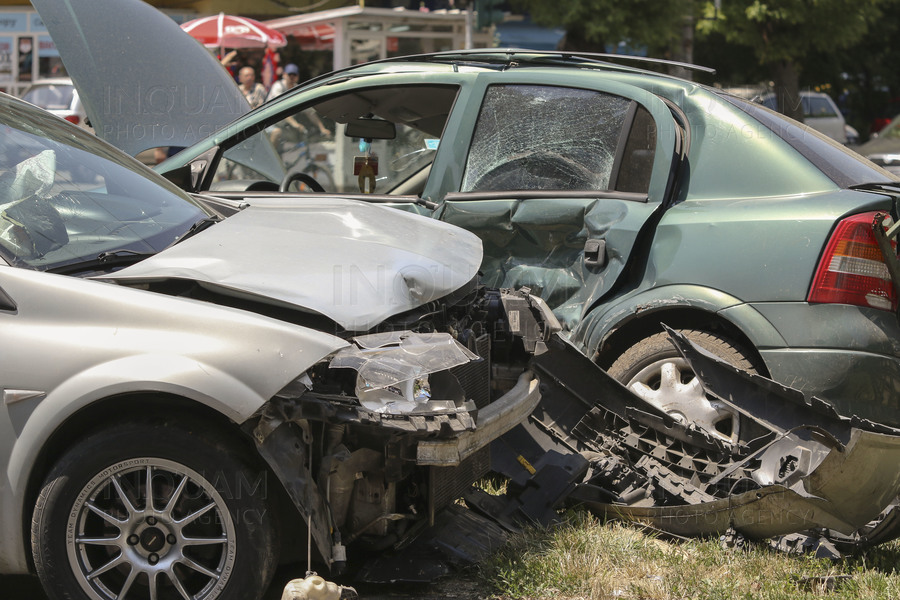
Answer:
top-left (267, 63), bottom-right (300, 101)
top-left (238, 66), bottom-right (267, 109)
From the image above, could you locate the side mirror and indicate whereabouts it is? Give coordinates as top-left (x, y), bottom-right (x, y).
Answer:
top-left (345, 118), bottom-right (396, 140)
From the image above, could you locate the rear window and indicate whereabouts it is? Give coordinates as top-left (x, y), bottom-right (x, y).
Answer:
top-left (23, 84), bottom-right (75, 110)
top-left (724, 93), bottom-right (894, 188)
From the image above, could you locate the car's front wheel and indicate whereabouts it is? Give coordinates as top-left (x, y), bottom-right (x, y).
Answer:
top-left (608, 329), bottom-right (756, 443)
top-left (32, 419), bottom-right (277, 600)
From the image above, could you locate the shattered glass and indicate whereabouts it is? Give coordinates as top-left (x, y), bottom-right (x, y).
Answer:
top-left (332, 332), bottom-right (479, 390)
top-left (461, 85), bottom-right (631, 192)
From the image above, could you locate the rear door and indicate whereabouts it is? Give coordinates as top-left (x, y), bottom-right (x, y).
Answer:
top-left (427, 72), bottom-right (683, 329)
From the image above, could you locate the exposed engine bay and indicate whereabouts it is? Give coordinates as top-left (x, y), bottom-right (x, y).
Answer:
top-left (234, 282), bottom-right (900, 580)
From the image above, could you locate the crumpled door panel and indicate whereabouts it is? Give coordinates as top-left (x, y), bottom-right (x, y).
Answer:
top-left (436, 195), bottom-right (659, 329)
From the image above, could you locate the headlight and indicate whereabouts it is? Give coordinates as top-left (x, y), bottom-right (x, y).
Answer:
top-left (355, 375), bottom-right (431, 414)
top-left (331, 331), bottom-right (478, 415)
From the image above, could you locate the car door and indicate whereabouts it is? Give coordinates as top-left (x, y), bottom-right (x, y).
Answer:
top-left (426, 72), bottom-right (684, 330)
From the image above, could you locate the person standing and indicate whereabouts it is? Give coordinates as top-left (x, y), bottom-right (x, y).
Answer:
top-left (267, 63), bottom-right (300, 101)
top-left (238, 66), bottom-right (267, 109)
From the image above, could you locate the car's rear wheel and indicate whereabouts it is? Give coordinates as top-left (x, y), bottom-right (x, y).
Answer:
top-left (32, 419), bottom-right (277, 600)
top-left (608, 329), bottom-right (756, 444)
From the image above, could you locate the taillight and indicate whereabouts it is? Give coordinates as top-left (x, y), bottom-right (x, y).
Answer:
top-left (64, 114), bottom-right (80, 125)
top-left (808, 212), bottom-right (897, 311)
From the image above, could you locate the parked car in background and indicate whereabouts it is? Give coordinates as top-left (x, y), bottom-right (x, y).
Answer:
top-left (20, 77), bottom-right (91, 132)
top-left (760, 90), bottom-right (857, 144)
top-left (857, 112), bottom-right (900, 176)
top-left (869, 96), bottom-right (900, 136)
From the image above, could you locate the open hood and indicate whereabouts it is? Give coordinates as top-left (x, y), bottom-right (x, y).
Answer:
top-left (97, 198), bottom-right (483, 331)
top-left (32, 0), bottom-right (249, 157)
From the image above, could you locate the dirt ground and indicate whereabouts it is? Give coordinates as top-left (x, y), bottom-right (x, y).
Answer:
top-left (1, 568), bottom-right (489, 600)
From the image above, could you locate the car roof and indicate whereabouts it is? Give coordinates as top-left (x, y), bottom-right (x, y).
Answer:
top-left (23, 77), bottom-right (74, 86)
top-left (287, 48), bottom-right (716, 96)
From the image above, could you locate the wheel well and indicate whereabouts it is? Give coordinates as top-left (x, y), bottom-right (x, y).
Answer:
top-left (21, 393), bottom-right (295, 571)
top-left (593, 307), bottom-right (769, 376)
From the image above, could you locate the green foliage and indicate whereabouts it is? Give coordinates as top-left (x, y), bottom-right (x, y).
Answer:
top-left (514, 0), bottom-right (695, 54)
top-left (475, 0), bottom-right (505, 30)
top-left (697, 0), bottom-right (885, 64)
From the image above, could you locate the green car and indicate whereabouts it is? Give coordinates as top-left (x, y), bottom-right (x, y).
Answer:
top-left (46, 1), bottom-right (900, 440)
top-left (162, 59), bottom-right (900, 438)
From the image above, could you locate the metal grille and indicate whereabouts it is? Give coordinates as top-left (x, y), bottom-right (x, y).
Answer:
top-left (428, 446), bottom-right (491, 523)
top-left (450, 333), bottom-right (491, 409)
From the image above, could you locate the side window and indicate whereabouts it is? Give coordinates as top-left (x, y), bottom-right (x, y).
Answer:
top-left (461, 85), bottom-right (655, 194)
top-left (213, 84), bottom-right (458, 195)
top-left (213, 106), bottom-right (337, 191)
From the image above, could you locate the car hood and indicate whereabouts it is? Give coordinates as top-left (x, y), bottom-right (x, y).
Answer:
top-left (32, 0), bottom-right (248, 158)
top-left (96, 198), bottom-right (482, 331)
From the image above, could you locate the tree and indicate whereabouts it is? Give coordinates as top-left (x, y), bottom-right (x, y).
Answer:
top-left (697, 0), bottom-right (886, 121)
top-left (515, 0), bottom-right (695, 58)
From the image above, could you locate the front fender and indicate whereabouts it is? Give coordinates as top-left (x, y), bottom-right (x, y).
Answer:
top-left (6, 351), bottom-right (319, 496)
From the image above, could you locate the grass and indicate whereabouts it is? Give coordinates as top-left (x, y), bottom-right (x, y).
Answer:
top-left (474, 509), bottom-right (900, 600)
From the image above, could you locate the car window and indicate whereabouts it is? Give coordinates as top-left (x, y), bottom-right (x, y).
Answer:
top-left (0, 97), bottom-right (207, 272)
top-left (212, 84), bottom-right (457, 195)
top-left (803, 95), bottom-right (838, 119)
top-left (23, 83), bottom-right (74, 110)
top-left (461, 85), bottom-right (654, 193)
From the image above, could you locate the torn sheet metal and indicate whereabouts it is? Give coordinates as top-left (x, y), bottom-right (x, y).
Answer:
top-left (493, 332), bottom-right (900, 543)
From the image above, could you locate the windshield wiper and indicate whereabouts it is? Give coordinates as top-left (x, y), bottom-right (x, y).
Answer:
top-left (173, 215), bottom-right (221, 245)
top-left (48, 249), bottom-right (154, 276)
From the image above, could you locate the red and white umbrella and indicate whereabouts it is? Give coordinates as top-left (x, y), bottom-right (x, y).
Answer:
top-left (180, 13), bottom-right (287, 50)
top-left (292, 23), bottom-right (336, 51)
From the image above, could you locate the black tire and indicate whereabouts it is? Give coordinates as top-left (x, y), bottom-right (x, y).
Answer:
top-left (608, 329), bottom-right (756, 442)
top-left (32, 420), bottom-right (278, 600)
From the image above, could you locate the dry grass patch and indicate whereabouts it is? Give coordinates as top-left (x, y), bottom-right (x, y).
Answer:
top-left (478, 509), bottom-right (900, 600)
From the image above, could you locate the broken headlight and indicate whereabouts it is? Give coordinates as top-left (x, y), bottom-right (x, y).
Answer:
top-left (331, 331), bottom-right (479, 415)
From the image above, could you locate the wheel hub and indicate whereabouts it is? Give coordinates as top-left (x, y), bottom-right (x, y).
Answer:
top-left (139, 525), bottom-right (167, 553)
top-left (626, 357), bottom-right (740, 443)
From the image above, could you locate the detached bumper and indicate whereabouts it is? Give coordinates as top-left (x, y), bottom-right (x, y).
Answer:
top-left (416, 370), bottom-right (541, 466)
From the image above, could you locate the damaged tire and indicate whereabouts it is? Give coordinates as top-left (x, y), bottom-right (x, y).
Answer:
top-left (32, 419), bottom-right (278, 600)
top-left (608, 330), bottom-right (756, 443)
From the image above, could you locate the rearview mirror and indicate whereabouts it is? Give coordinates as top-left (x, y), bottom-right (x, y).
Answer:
top-left (345, 118), bottom-right (396, 140)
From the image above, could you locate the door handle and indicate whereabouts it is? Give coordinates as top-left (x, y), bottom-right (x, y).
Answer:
top-left (584, 238), bottom-right (607, 268)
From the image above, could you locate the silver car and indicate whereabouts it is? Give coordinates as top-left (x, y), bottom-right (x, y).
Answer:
top-left (0, 90), bottom-right (542, 600)
top-left (20, 77), bottom-right (92, 132)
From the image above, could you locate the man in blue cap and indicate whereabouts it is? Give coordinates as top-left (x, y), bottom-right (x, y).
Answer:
top-left (267, 63), bottom-right (300, 100)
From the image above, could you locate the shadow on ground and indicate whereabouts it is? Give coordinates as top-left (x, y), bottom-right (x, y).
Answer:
top-left (0, 565), bottom-right (486, 600)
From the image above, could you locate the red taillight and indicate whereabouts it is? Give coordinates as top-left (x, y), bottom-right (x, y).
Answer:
top-left (808, 212), bottom-right (898, 311)
top-left (64, 114), bottom-right (80, 125)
